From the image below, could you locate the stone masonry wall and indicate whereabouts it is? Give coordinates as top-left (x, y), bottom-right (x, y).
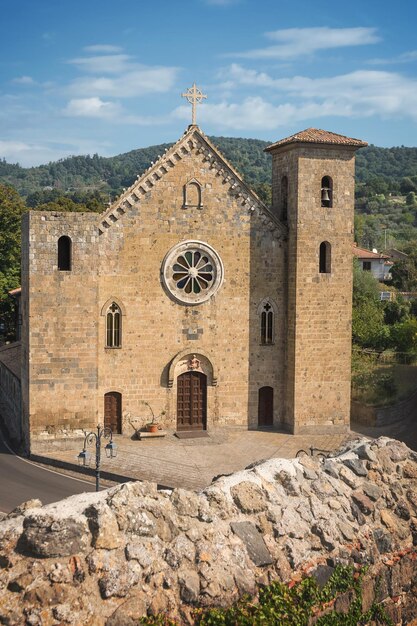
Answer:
top-left (352, 387), bottom-right (417, 427)
top-left (22, 127), bottom-right (287, 446)
top-left (0, 345), bottom-right (23, 449)
top-left (271, 144), bottom-right (356, 434)
top-left (0, 437), bottom-right (416, 625)
top-left (21, 211), bottom-right (99, 451)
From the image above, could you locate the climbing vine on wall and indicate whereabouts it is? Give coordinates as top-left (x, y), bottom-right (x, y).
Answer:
top-left (139, 566), bottom-right (393, 626)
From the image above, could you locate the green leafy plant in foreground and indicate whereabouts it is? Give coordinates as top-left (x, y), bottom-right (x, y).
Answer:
top-left (139, 565), bottom-right (393, 626)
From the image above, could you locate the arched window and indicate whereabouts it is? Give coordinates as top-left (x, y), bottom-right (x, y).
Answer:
top-left (281, 175), bottom-right (288, 221)
top-left (319, 241), bottom-right (331, 274)
top-left (57, 236), bottom-right (72, 271)
top-left (321, 176), bottom-right (333, 208)
top-left (106, 303), bottom-right (121, 348)
top-left (260, 300), bottom-right (274, 345)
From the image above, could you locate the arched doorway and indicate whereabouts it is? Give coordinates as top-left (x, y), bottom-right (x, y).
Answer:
top-left (258, 386), bottom-right (273, 427)
top-left (177, 371), bottom-right (207, 431)
top-left (104, 392), bottom-right (122, 434)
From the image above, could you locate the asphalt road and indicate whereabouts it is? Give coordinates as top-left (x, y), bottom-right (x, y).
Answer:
top-left (0, 436), bottom-right (95, 514)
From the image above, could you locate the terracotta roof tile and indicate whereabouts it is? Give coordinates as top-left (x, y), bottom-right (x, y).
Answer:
top-left (265, 128), bottom-right (367, 151)
top-left (353, 246), bottom-right (390, 260)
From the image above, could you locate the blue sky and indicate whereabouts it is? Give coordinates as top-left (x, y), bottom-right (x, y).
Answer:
top-left (1, 0), bottom-right (417, 166)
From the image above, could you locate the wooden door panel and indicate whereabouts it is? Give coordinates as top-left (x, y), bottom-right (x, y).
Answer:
top-left (177, 372), bottom-right (207, 431)
top-left (104, 392), bottom-right (122, 434)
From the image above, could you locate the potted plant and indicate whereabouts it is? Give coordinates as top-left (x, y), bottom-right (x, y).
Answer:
top-left (143, 402), bottom-right (166, 432)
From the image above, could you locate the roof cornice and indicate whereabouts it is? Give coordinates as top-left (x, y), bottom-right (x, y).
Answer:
top-left (97, 126), bottom-right (287, 239)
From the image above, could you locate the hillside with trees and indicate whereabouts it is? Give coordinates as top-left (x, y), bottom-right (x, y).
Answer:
top-left (2, 139), bottom-right (417, 251)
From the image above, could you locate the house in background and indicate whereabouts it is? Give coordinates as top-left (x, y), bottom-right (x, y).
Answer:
top-left (353, 244), bottom-right (393, 281)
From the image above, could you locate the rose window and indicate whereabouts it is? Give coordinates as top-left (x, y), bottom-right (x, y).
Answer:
top-left (162, 241), bottom-right (224, 304)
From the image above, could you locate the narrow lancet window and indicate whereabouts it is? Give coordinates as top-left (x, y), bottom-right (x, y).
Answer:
top-left (260, 301), bottom-right (274, 344)
top-left (106, 303), bottom-right (122, 348)
top-left (57, 236), bottom-right (72, 271)
top-left (319, 241), bottom-right (331, 274)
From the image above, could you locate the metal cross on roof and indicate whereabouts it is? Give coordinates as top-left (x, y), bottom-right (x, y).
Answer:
top-left (181, 83), bottom-right (207, 126)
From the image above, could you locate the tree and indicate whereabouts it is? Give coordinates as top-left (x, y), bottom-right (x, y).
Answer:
top-left (391, 318), bottom-right (417, 353)
top-left (391, 250), bottom-right (417, 291)
top-left (406, 191), bottom-right (417, 206)
top-left (0, 184), bottom-right (26, 339)
top-left (352, 260), bottom-right (391, 351)
top-left (383, 296), bottom-right (410, 325)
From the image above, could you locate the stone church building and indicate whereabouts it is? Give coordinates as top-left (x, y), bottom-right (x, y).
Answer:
top-left (14, 117), bottom-right (366, 452)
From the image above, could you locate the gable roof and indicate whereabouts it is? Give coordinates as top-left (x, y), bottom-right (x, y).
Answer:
top-left (353, 245), bottom-right (390, 260)
top-left (265, 128), bottom-right (367, 152)
top-left (98, 125), bottom-right (286, 238)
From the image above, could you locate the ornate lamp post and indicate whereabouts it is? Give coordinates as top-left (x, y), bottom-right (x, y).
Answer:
top-left (77, 425), bottom-right (117, 492)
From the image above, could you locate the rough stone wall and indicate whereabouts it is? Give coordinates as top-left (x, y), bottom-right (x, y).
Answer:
top-left (96, 141), bottom-right (285, 432)
top-left (270, 144), bottom-right (356, 434)
top-left (21, 211), bottom-right (99, 451)
top-left (0, 344), bottom-right (23, 448)
top-left (352, 386), bottom-right (417, 427)
top-left (0, 437), bottom-right (416, 625)
top-left (22, 128), bottom-right (287, 444)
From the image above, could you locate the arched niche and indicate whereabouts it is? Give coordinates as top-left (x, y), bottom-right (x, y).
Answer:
top-left (168, 348), bottom-right (217, 388)
top-left (183, 178), bottom-right (203, 209)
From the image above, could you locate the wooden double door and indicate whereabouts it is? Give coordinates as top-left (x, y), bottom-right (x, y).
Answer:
top-left (177, 371), bottom-right (207, 431)
top-left (104, 392), bottom-right (122, 434)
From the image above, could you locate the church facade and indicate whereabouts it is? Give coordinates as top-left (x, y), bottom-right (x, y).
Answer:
top-left (20, 123), bottom-right (366, 452)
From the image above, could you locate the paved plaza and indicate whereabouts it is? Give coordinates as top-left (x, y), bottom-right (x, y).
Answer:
top-left (32, 428), bottom-right (358, 491)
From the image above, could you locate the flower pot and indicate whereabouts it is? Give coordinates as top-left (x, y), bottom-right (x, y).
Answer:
top-left (147, 424), bottom-right (159, 433)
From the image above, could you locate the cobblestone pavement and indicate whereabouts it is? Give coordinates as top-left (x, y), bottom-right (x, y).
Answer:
top-left (33, 429), bottom-right (359, 491)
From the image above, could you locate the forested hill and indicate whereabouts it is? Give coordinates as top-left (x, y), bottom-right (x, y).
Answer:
top-left (1, 136), bottom-right (417, 200)
top-left (0, 137), bottom-right (272, 198)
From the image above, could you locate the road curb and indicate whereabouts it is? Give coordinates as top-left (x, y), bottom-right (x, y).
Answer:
top-left (29, 453), bottom-right (173, 491)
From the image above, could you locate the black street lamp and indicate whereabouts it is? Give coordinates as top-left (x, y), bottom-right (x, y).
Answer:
top-left (77, 425), bottom-right (117, 491)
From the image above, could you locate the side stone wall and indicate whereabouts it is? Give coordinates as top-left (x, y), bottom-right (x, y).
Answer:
top-left (0, 343), bottom-right (24, 449)
top-left (352, 387), bottom-right (417, 427)
top-left (270, 143), bottom-right (357, 434)
top-left (0, 437), bottom-right (416, 625)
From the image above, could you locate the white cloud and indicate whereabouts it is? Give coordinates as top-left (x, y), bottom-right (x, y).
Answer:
top-left (84, 44), bottom-right (123, 53)
top-left (65, 46), bottom-right (179, 98)
top-left (173, 97), bottom-right (304, 130)
top-left (368, 50), bottom-right (417, 65)
top-left (63, 97), bottom-right (167, 126)
top-left (67, 66), bottom-right (179, 98)
top-left (174, 68), bottom-right (417, 131)
top-left (68, 54), bottom-right (133, 74)
top-left (274, 70), bottom-right (417, 120)
top-left (218, 63), bottom-right (279, 87)
top-left (226, 26), bottom-right (380, 59)
top-left (12, 76), bottom-right (35, 85)
top-left (64, 97), bottom-right (122, 119)
top-left (0, 140), bottom-right (79, 167)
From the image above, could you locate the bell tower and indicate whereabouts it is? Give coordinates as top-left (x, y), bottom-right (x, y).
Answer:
top-left (266, 128), bottom-right (367, 434)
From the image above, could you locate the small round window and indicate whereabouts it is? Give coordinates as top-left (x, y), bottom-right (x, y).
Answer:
top-left (162, 241), bottom-right (224, 304)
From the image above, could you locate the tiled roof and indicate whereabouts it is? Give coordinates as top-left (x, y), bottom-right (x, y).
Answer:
top-left (265, 128), bottom-right (367, 151)
top-left (353, 246), bottom-right (390, 260)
